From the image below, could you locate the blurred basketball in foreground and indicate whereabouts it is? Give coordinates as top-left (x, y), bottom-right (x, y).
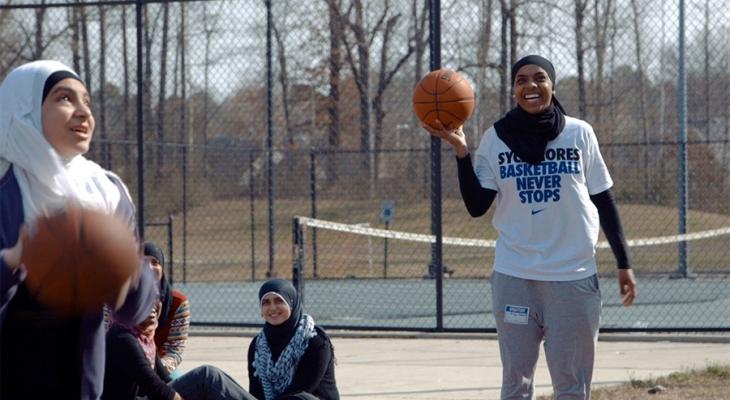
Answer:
top-left (21, 206), bottom-right (138, 315)
top-left (412, 68), bottom-right (475, 130)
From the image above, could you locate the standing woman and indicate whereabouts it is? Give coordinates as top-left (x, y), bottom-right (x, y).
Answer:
top-left (424, 55), bottom-right (637, 399)
top-left (0, 60), bottom-right (158, 399)
top-left (248, 279), bottom-right (339, 400)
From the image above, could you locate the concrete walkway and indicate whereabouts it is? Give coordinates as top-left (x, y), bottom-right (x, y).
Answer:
top-left (178, 331), bottom-right (730, 399)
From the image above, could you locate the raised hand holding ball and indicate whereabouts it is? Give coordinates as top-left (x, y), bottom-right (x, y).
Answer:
top-left (413, 68), bottom-right (475, 130)
top-left (21, 206), bottom-right (139, 315)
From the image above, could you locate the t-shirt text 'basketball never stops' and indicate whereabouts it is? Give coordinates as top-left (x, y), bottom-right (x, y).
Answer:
top-left (498, 148), bottom-right (582, 204)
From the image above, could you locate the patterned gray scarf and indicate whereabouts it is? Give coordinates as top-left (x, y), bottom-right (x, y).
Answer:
top-left (253, 314), bottom-right (317, 400)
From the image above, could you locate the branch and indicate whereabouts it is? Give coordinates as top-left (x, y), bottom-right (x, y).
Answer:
top-left (368, 2), bottom-right (388, 47)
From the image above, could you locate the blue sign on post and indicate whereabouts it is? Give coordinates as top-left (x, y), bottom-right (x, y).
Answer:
top-left (381, 200), bottom-right (395, 223)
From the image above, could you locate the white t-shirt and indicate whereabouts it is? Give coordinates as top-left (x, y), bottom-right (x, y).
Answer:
top-left (474, 116), bottom-right (613, 281)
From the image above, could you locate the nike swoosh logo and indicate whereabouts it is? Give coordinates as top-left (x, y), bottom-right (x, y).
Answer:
top-left (531, 208), bottom-right (546, 215)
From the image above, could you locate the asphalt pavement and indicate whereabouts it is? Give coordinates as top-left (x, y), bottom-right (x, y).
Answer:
top-left (178, 330), bottom-right (730, 399)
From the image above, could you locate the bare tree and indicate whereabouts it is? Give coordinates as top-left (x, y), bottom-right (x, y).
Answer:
top-left (410, 0), bottom-right (428, 142)
top-left (156, 2), bottom-right (170, 178)
top-left (629, 0), bottom-right (649, 198)
top-left (720, 49), bottom-right (730, 168)
top-left (326, 0), bottom-right (344, 181)
top-left (607, 2), bottom-right (618, 128)
top-left (68, 6), bottom-right (81, 75)
top-left (201, 2), bottom-right (217, 164)
top-left (33, 0), bottom-right (46, 59)
top-left (178, 2), bottom-right (189, 150)
top-left (144, 5), bottom-right (152, 123)
top-left (702, 0), bottom-right (710, 140)
top-left (0, 2), bottom-right (26, 75)
top-left (372, 3), bottom-right (414, 170)
top-left (121, 5), bottom-right (132, 180)
top-left (498, 0), bottom-right (514, 114)
top-left (97, 4), bottom-right (109, 168)
top-left (337, 0), bottom-right (372, 159)
top-left (80, 4), bottom-right (92, 89)
top-left (271, 20), bottom-right (294, 148)
top-left (331, 0), bottom-right (415, 175)
top-left (591, 0), bottom-right (613, 131)
top-left (475, 0), bottom-right (495, 138)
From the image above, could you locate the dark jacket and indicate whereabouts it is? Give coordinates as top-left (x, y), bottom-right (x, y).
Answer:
top-left (102, 325), bottom-right (177, 400)
top-left (247, 326), bottom-right (339, 400)
top-left (0, 165), bottom-right (158, 400)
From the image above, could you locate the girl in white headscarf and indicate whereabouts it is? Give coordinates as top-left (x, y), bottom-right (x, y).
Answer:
top-left (0, 60), bottom-right (157, 400)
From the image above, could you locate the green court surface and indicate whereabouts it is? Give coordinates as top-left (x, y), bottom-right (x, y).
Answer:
top-left (180, 276), bottom-right (730, 331)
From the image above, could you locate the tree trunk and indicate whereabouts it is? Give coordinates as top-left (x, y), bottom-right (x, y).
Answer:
top-left (412, 0), bottom-right (428, 124)
top-left (80, 5), bottom-right (91, 89)
top-left (69, 5), bottom-right (81, 83)
top-left (33, 1), bottom-right (45, 59)
top-left (97, 5), bottom-right (109, 168)
top-left (121, 5), bottom-right (132, 181)
top-left (373, 9), bottom-right (414, 168)
top-left (202, 3), bottom-right (212, 170)
top-left (630, 0), bottom-right (649, 200)
top-left (476, 0), bottom-right (493, 138)
top-left (703, 0), bottom-right (710, 139)
top-left (326, 0), bottom-right (343, 182)
top-left (179, 2), bottom-right (188, 149)
top-left (156, 2), bottom-right (170, 178)
top-left (608, 4), bottom-right (617, 129)
top-left (592, 0), bottom-right (613, 131)
top-left (508, 0), bottom-right (517, 78)
top-left (498, 0), bottom-right (509, 115)
top-left (143, 3), bottom-right (153, 139)
top-left (272, 23), bottom-right (293, 148)
top-left (353, 0), bottom-right (371, 161)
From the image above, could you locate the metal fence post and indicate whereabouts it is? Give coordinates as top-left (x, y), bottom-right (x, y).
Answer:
top-left (167, 213), bottom-right (174, 285)
top-left (429, 0), bottom-right (444, 331)
top-left (677, 0), bottom-right (689, 279)
top-left (266, 0), bottom-right (275, 278)
top-left (292, 217), bottom-right (305, 304)
top-left (135, 0), bottom-right (145, 239)
top-left (249, 150), bottom-right (256, 281)
top-left (310, 149), bottom-right (319, 278)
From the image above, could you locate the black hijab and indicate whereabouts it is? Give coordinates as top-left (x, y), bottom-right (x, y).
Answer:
top-left (42, 70), bottom-right (82, 103)
top-left (143, 242), bottom-right (172, 324)
top-left (258, 279), bottom-right (303, 362)
top-left (494, 55), bottom-right (567, 165)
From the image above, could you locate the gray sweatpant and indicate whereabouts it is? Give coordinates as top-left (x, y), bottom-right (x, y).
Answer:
top-left (491, 272), bottom-right (602, 400)
top-left (171, 364), bottom-right (256, 400)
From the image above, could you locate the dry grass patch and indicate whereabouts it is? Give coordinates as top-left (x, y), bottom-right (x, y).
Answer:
top-left (537, 364), bottom-right (730, 400)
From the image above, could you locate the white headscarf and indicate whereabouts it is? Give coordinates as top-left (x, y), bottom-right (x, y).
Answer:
top-left (0, 60), bottom-right (120, 223)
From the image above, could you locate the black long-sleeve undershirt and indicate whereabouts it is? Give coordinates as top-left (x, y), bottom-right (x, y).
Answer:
top-left (589, 189), bottom-right (631, 268)
top-left (456, 155), bottom-right (630, 269)
top-left (456, 155), bottom-right (497, 217)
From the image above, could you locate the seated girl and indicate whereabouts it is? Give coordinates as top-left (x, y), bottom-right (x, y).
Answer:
top-left (248, 279), bottom-right (339, 400)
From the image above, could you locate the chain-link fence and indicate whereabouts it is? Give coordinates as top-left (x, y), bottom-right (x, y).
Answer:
top-left (2, 0), bottom-right (729, 331)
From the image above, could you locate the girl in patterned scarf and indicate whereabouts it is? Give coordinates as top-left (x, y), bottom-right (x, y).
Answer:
top-left (248, 279), bottom-right (339, 400)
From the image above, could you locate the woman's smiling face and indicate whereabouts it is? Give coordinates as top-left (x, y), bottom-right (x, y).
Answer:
top-left (513, 64), bottom-right (554, 114)
top-left (261, 292), bottom-right (292, 326)
top-left (41, 78), bottom-right (94, 159)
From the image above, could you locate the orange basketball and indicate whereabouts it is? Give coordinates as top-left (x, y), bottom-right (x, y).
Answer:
top-left (21, 206), bottom-right (139, 315)
top-left (413, 68), bottom-right (475, 130)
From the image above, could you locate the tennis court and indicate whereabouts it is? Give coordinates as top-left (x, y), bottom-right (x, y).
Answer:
top-left (182, 275), bottom-right (730, 331)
